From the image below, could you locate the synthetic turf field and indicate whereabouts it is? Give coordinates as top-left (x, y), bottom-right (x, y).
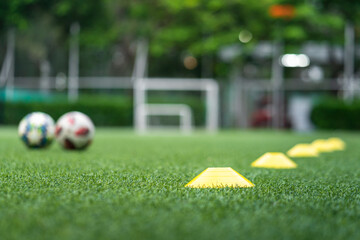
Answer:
top-left (0, 127), bottom-right (359, 240)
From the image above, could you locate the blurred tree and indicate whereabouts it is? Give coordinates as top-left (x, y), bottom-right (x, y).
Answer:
top-left (0, 0), bottom-right (357, 78)
top-left (143, 0), bottom-right (347, 77)
top-left (0, 0), bottom-right (113, 76)
top-left (0, 0), bottom-right (41, 31)
top-left (321, 0), bottom-right (360, 23)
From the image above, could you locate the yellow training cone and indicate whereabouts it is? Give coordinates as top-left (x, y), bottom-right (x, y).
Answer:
top-left (327, 138), bottom-right (346, 151)
top-left (311, 139), bottom-right (334, 152)
top-left (185, 167), bottom-right (254, 188)
top-left (287, 144), bottom-right (319, 157)
top-left (251, 152), bottom-right (297, 169)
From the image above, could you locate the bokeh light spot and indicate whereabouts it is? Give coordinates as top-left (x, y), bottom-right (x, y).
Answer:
top-left (183, 56), bottom-right (198, 70)
top-left (239, 30), bottom-right (253, 43)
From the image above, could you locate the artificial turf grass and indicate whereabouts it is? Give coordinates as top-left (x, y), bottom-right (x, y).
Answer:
top-left (0, 127), bottom-right (359, 240)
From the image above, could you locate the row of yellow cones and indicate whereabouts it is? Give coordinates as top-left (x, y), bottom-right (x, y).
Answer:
top-left (185, 137), bottom-right (346, 188)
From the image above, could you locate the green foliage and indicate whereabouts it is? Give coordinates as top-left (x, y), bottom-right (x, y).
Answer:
top-left (311, 98), bottom-right (360, 130)
top-left (0, 0), bottom-right (38, 30)
top-left (0, 128), bottom-right (359, 239)
top-left (2, 95), bottom-right (133, 126)
top-left (1, 94), bottom-right (206, 126)
top-left (321, 0), bottom-right (360, 22)
top-left (0, 0), bottom-right (355, 48)
top-left (0, 0), bottom-right (357, 78)
top-left (149, 0), bottom-right (348, 56)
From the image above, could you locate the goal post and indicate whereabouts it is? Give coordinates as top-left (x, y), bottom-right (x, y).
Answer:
top-left (133, 77), bottom-right (219, 133)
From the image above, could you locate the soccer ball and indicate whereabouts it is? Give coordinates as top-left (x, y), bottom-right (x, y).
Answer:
top-left (55, 111), bottom-right (95, 150)
top-left (18, 112), bottom-right (55, 148)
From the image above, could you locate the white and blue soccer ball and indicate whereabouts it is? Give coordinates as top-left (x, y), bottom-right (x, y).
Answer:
top-left (18, 112), bottom-right (55, 148)
top-left (55, 111), bottom-right (95, 150)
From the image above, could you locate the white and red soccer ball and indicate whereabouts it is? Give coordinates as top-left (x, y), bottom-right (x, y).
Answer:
top-left (55, 111), bottom-right (95, 150)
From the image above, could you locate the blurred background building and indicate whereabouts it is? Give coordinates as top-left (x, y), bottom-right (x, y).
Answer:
top-left (0, 0), bottom-right (360, 132)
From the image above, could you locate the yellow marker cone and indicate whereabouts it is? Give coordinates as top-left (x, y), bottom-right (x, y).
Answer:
top-left (251, 152), bottom-right (297, 169)
top-left (185, 167), bottom-right (254, 188)
top-left (287, 144), bottom-right (319, 157)
top-left (311, 139), bottom-right (335, 152)
top-left (327, 138), bottom-right (345, 151)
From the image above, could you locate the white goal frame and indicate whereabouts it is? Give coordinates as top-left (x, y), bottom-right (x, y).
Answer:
top-left (134, 77), bottom-right (219, 133)
top-left (143, 104), bottom-right (192, 133)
